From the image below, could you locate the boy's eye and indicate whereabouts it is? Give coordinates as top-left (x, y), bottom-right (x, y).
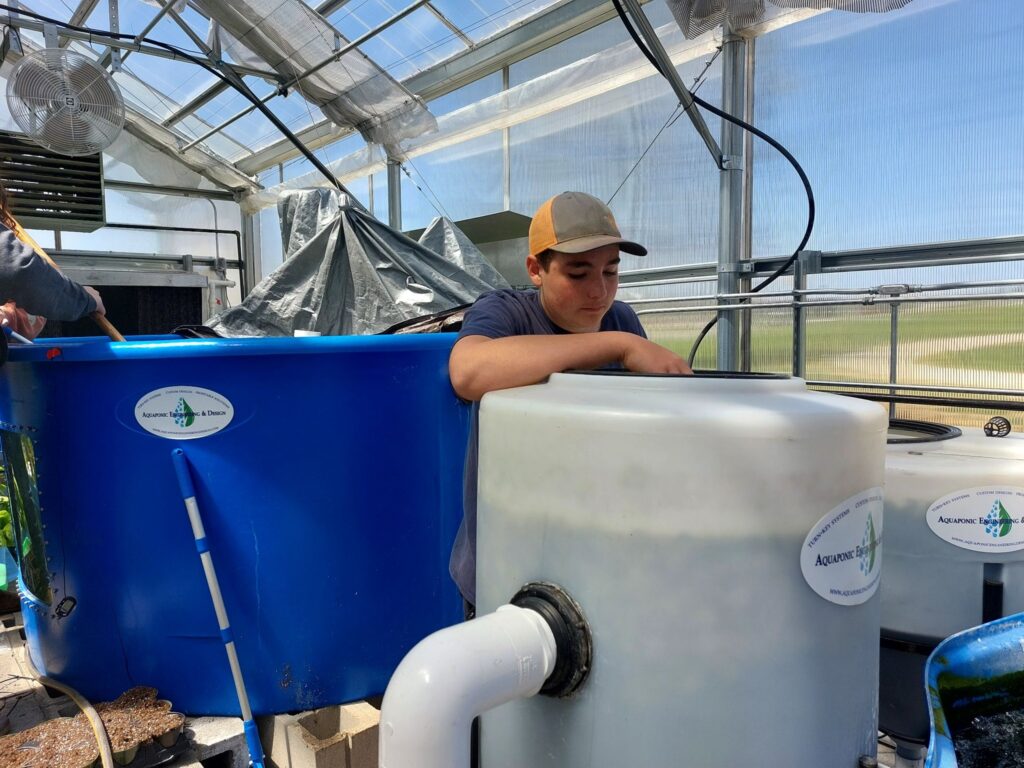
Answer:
top-left (567, 273), bottom-right (587, 280)
top-left (603, 270), bottom-right (618, 277)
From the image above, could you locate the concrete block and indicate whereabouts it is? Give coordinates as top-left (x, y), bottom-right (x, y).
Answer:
top-left (260, 702), bottom-right (379, 768)
top-left (178, 715), bottom-right (249, 768)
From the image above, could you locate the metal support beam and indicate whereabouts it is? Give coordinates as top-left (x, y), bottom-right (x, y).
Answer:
top-left (1, 15), bottom-right (219, 68)
top-left (387, 159), bottom-right (402, 230)
top-left (425, 2), bottom-right (473, 47)
top-left (315, 0), bottom-right (354, 15)
top-left (620, 235), bottom-right (1024, 286)
top-left (162, 83), bottom-right (231, 127)
top-left (106, 0), bottom-right (121, 71)
top-left (716, 25), bottom-right (744, 371)
top-left (619, 0), bottom-right (722, 166)
top-left (888, 301), bottom-right (900, 417)
top-left (791, 253), bottom-right (809, 377)
top-left (502, 65), bottom-right (511, 212)
top-left (739, 36), bottom-right (755, 372)
top-left (98, 0), bottom-right (176, 69)
top-left (167, 3), bottom-right (215, 53)
top-left (1, 12), bottom-right (277, 84)
top-left (105, 179), bottom-right (236, 201)
top-left (368, 170), bottom-right (375, 217)
top-left (241, 211), bottom-right (257, 296)
top-left (67, 0), bottom-right (100, 26)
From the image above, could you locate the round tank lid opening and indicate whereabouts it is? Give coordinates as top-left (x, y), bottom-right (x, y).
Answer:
top-left (887, 418), bottom-right (961, 444)
top-left (550, 369), bottom-right (800, 394)
top-left (566, 369), bottom-right (791, 380)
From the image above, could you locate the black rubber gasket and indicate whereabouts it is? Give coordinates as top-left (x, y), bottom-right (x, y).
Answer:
top-left (510, 582), bottom-right (592, 698)
top-left (887, 418), bottom-right (962, 445)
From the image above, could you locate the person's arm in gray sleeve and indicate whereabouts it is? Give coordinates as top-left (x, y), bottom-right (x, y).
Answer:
top-left (0, 226), bottom-right (98, 320)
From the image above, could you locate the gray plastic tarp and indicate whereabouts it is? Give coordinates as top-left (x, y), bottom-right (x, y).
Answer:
top-left (208, 189), bottom-right (509, 337)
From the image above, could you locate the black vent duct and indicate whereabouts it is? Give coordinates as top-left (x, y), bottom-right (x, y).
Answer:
top-left (0, 131), bottom-right (105, 232)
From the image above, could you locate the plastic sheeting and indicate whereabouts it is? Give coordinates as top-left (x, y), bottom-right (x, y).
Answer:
top-left (665, 0), bottom-right (912, 39)
top-left (194, 0), bottom-right (437, 155)
top-left (209, 189), bottom-right (508, 337)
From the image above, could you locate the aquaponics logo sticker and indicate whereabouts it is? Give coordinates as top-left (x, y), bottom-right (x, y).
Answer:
top-left (172, 398), bottom-right (196, 428)
top-left (984, 500), bottom-right (1013, 539)
top-left (927, 488), bottom-right (1024, 552)
top-left (135, 386), bottom-right (234, 440)
top-left (801, 488), bottom-right (884, 606)
top-left (859, 513), bottom-right (878, 575)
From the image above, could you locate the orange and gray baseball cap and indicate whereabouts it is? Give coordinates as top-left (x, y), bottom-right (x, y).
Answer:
top-left (529, 191), bottom-right (647, 258)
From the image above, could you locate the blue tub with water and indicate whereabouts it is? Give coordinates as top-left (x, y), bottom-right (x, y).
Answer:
top-left (926, 612), bottom-right (1024, 767)
top-left (0, 333), bottom-right (469, 714)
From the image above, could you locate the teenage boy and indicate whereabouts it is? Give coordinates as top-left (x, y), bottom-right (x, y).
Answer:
top-left (448, 191), bottom-right (691, 611)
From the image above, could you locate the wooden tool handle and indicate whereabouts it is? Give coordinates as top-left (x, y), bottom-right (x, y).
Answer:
top-left (91, 312), bottom-right (125, 342)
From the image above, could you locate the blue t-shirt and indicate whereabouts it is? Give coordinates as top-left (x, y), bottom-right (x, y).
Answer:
top-left (449, 289), bottom-right (646, 605)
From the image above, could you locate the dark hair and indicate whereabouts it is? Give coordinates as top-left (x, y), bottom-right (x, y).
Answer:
top-left (535, 249), bottom-right (554, 271)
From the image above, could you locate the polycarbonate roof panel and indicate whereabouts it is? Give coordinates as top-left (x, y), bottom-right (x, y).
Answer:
top-left (196, 90), bottom-right (327, 162)
top-left (428, 0), bottom-right (562, 43)
top-left (328, 4), bottom-right (466, 80)
top-left (176, 112), bottom-right (252, 158)
top-left (19, 0), bottom-right (85, 22)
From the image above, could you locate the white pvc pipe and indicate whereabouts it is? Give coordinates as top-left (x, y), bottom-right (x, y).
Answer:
top-left (379, 604), bottom-right (558, 768)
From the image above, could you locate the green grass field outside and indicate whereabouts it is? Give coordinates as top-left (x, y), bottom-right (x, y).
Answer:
top-left (643, 301), bottom-right (1024, 376)
top-left (641, 299), bottom-right (1024, 428)
top-left (920, 341), bottom-right (1023, 374)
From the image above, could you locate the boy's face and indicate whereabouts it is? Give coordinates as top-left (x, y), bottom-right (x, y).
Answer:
top-left (527, 244), bottom-right (621, 333)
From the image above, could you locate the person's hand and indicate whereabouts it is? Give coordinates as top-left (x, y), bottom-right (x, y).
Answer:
top-left (0, 301), bottom-right (47, 340)
top-left (83, 286), bottom-right (105, 316)
top-left (620, 335), bottom-right (692, 374)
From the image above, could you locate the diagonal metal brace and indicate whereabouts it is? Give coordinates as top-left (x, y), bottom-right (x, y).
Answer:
top-left (618, 0), bottom-right (723, 168)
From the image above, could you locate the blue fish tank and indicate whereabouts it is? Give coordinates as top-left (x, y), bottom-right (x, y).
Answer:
top-left (0, 333), bottom-right (469, 714)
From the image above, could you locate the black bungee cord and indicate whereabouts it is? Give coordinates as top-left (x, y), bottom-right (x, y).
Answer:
top-left (611, 0), bottom-right (816, 367)
top-left (0, 3), bottom-right (346, 194)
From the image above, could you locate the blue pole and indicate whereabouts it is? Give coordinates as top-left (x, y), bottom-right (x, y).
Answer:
top-left (171, 448), bottom-right (266, 768)
top-left (1, 324), bottom-right (33, 345)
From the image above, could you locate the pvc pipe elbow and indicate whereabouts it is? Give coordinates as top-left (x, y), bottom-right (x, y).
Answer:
top-left (379, 605), bottom-right (557, 768)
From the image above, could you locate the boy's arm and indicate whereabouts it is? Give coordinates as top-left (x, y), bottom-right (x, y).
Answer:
top-left (449, 332), bottom-right (690, 402)
top-left (0, 227), bottom-right (97, 320)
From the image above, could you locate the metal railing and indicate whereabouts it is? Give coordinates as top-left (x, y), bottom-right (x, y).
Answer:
top-left (624, 262), bottom-right (1024, 420)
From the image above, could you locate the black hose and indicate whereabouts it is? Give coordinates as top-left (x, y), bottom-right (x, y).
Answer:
top-left (611, 0), bottom-right (815, 367)
top-left (0, 4), bottom-right (345, 194)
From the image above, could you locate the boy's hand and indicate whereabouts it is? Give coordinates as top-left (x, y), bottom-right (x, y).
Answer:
top-left (83, 286), bottom-right (105, 316)
top-left (0, 301), bottom-right (47, 340)
top-left (620, 335), bottom-right (692, 374)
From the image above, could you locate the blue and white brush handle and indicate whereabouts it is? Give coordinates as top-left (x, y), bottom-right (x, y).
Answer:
top-left (1, 323), bottom-right (33, 345)
top-left (171, 448), bottom-right (266, 768)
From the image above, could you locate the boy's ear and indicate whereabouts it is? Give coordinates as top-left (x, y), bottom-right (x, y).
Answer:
top-left (526, 254), bottom-right (544, 287)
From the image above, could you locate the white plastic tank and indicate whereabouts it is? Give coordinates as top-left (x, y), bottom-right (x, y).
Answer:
top-left (884, 421), bottom-right (1024, 636)
top-left (476, 371), bottom-right (888, 767)
top-left (880, 419), bottom-right (1024, 744)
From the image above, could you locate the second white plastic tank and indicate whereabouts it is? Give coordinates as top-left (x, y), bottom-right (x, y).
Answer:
top-left (879, 420), bottom-right (1024, 744)
top-left (884, 422), bottom-right (1024, 637)
top-left (476, 372), bottom-right (887, 768)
